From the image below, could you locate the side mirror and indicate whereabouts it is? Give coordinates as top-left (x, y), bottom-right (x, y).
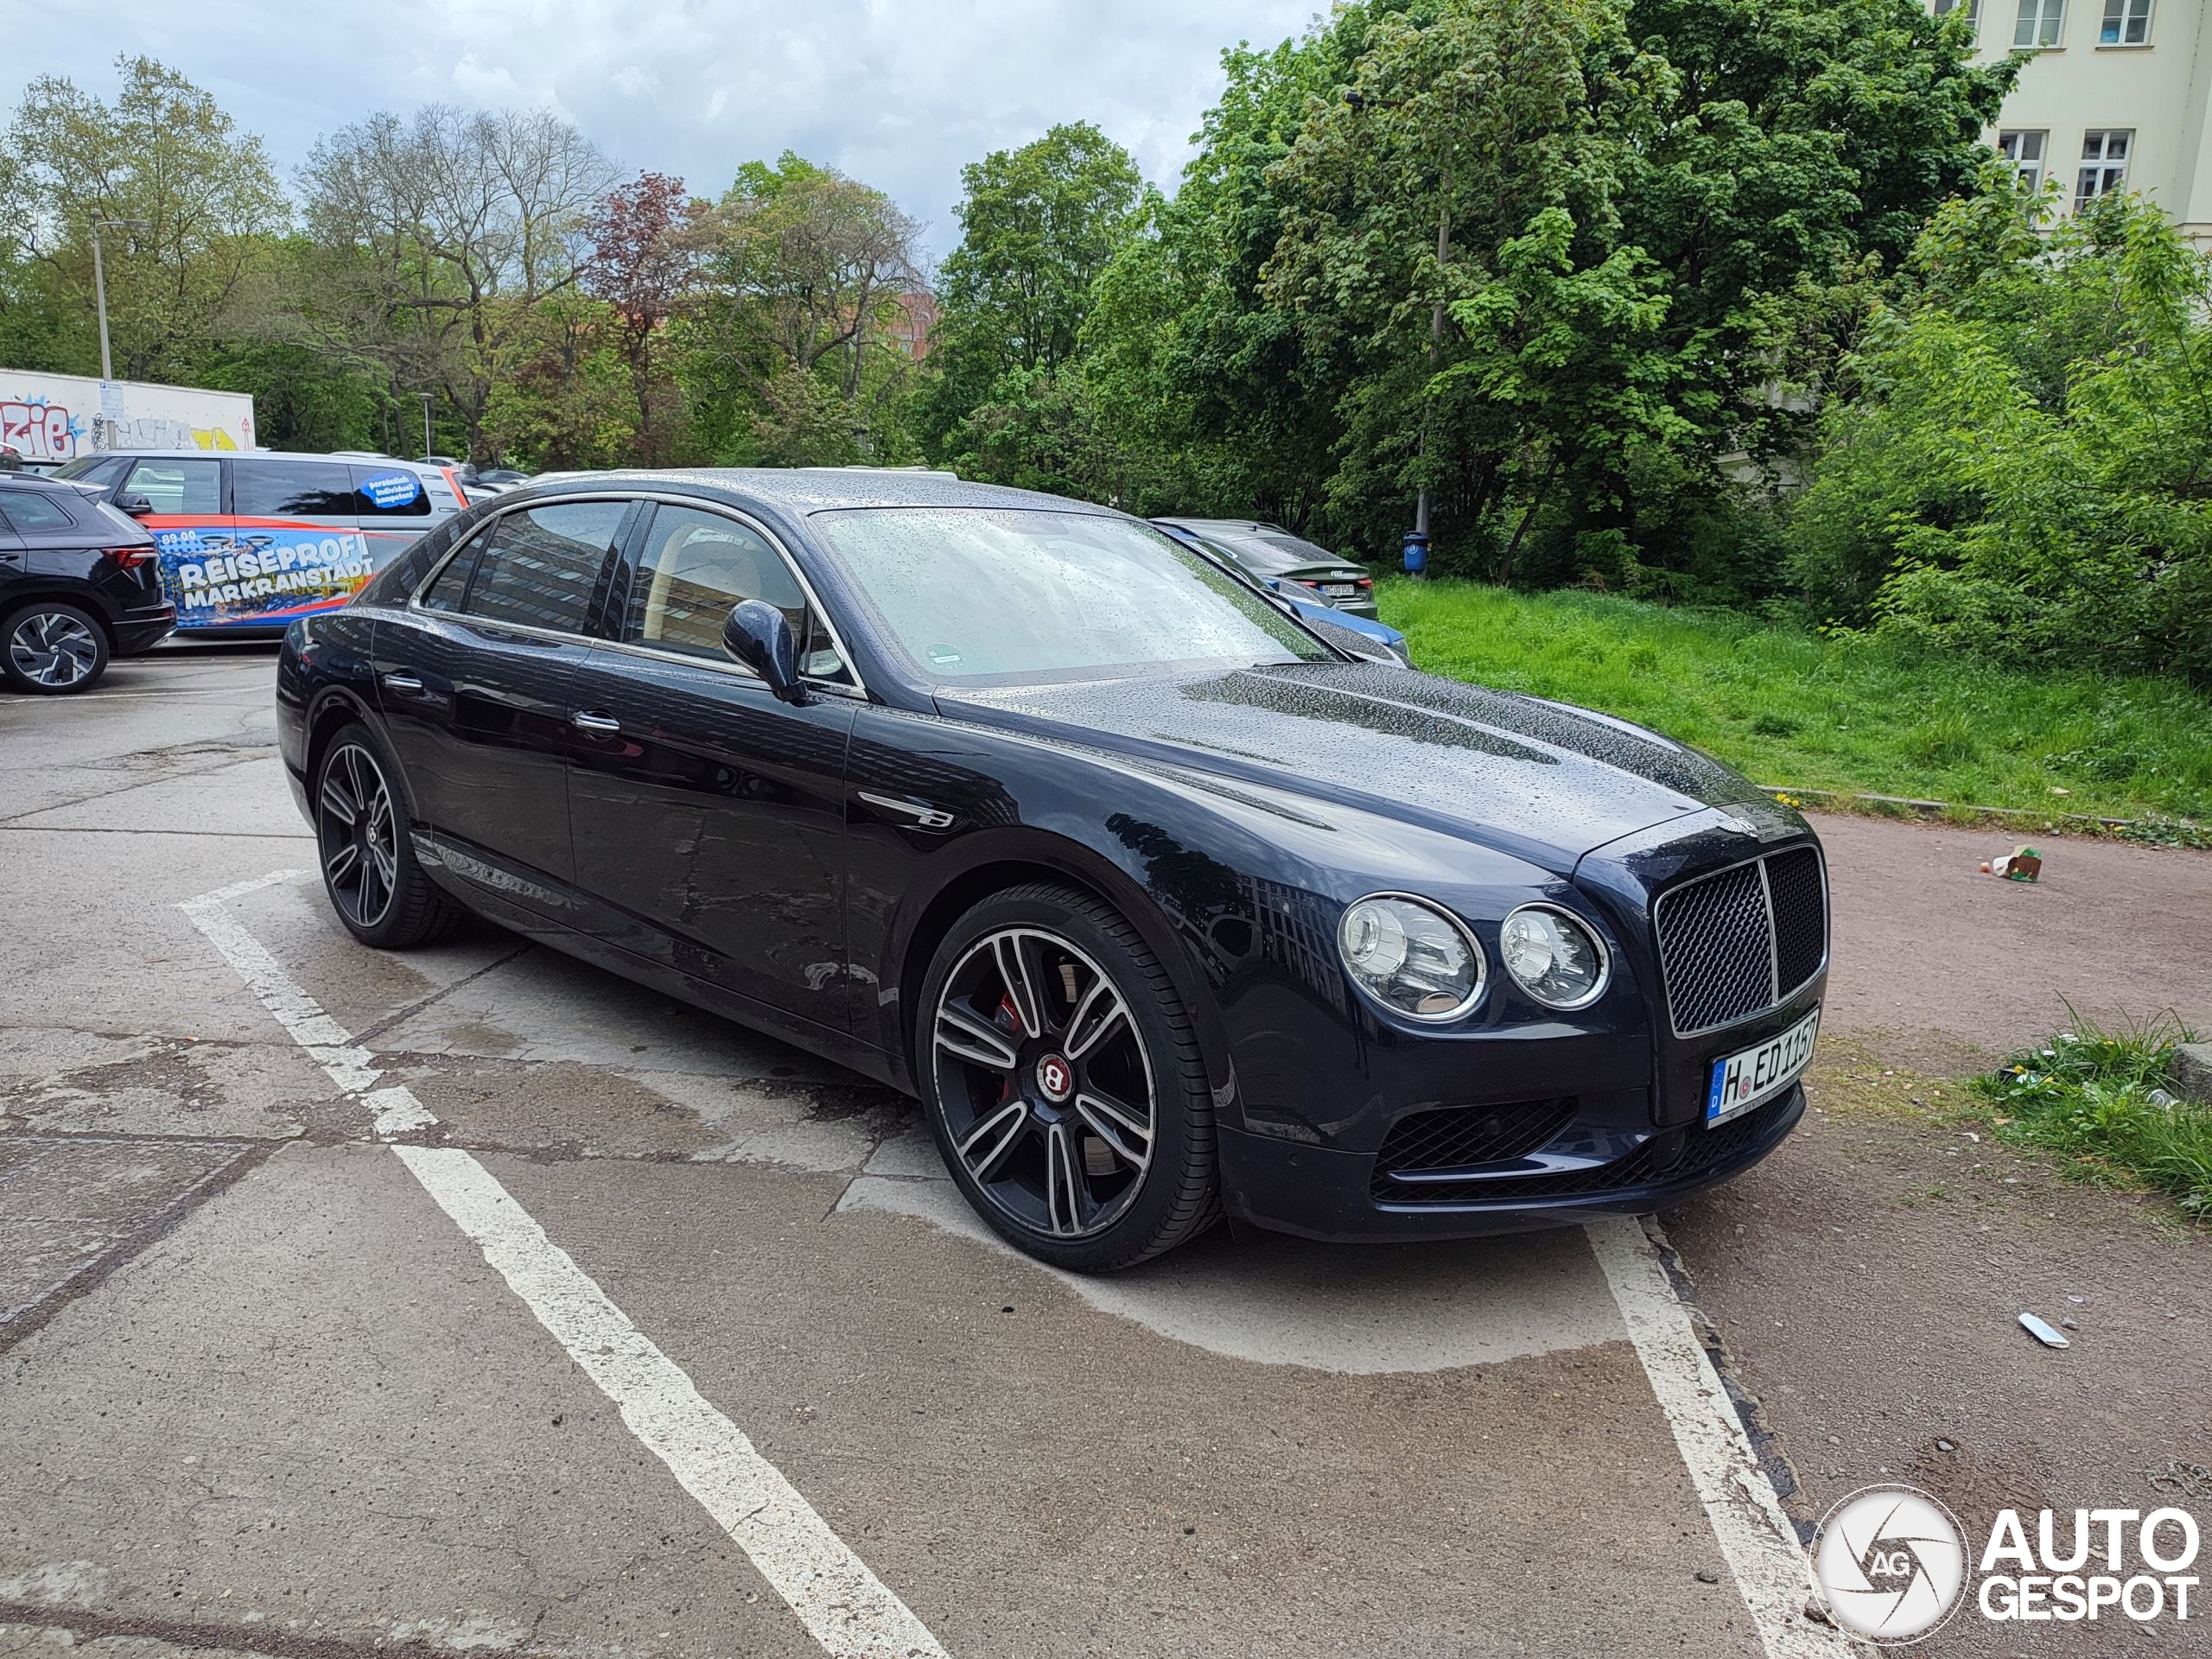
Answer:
top-left (115, 493), bottom-right (156, 518)
top-left (723, 598), bottom-right (807, 704)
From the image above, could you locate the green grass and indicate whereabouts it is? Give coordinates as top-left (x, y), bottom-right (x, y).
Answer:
top-left (1378, 579), bottom-right (2212, 827)
top-left (1971, 1015), bottom-right (2212, 1219)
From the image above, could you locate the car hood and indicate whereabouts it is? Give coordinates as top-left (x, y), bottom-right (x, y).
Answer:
top-left (937, 660), bottom-right (1769, 874)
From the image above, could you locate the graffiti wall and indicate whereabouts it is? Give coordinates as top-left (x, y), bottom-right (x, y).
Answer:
top-left (0, 370), bottom-right (255, 462)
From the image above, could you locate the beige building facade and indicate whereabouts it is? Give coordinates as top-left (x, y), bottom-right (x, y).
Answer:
top-left (1936, 0), bottom-right (2212, 238)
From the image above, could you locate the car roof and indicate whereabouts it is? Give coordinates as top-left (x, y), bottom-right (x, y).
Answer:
top-left (518, 467), bottom-right (1120, 516)
top-left (91, 448), bottom-right (445, 470)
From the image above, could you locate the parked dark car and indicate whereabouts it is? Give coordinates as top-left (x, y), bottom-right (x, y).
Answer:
top-left (276, 470), bottom-right (1826, 1269)
top-left (1152, 517), bottom-right (1379, 618)
top-left (0, 473), bottom-right (173, 693)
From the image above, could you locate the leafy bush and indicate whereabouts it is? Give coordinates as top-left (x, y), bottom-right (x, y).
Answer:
top-left (1974, 1015), bottom-right (2212, 1218)
top-left (1790, 188), bottom-right (2212, 687)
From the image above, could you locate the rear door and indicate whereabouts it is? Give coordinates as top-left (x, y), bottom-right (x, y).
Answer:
top-left (0, 499), bottom-right (28, 582)
top-left (564, 499), bottom-right (859, 1033)
top-left (219, 456), bottom-right (367, 632)
top-left (372, 496), bottom-right (632, 914)
top-left (0, 486), bottom-right (154, 614)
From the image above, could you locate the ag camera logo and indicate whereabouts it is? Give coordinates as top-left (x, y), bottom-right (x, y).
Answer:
top-left (1814, 1485), bottom-right (1969, 1643)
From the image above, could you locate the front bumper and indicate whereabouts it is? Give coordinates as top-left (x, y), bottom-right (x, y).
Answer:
top-left (1208, 802), bottom-right (1827, 1242)
top-left (1220, 1083), bottom-right (1805, 1241)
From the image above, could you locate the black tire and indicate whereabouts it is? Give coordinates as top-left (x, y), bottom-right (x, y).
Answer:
top-left (915, 882), bottom-right (1219, 1271)
top-left (3, 601), bottom-right (109, 694)
top-left (314, 721), bottom-right (461, 949)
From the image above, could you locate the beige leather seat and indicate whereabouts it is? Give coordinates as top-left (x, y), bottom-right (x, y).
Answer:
top-left (639, 524), bottom-right (805, 655)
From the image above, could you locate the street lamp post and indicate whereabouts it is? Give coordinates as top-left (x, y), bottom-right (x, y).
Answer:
top-left (417, 392), bottom-right (434, 462)
top-left (1401, 198), bottom-right (1450, 581)
top-left (1343, 81), bottom-right (1457, 579)
top-left (88, 214), bottom-right (151, 385)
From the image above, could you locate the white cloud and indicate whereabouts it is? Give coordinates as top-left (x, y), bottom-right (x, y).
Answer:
top-left (10, 0), bottom-right (1322, 256)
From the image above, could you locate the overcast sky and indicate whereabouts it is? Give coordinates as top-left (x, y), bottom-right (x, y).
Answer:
top-left (10, 0), bottom-right (1322, 263)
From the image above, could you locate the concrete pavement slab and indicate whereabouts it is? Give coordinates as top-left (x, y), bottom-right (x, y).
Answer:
top-left (490, 1153), bottom-right (1761, 1658)
top-left (0, 1144), bottom-right (826, 1659)
top-left (9, 758), bottom-right (303, 840)
top-left (0, 831), bottom-right (324, 1046)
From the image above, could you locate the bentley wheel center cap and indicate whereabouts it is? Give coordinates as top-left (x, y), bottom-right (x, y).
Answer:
top-left (1035, 1054), bottom-right (1074, 1103)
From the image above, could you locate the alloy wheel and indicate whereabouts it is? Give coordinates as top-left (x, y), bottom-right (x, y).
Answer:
top-left (931, 926), bottom-right (1158, 1239)
top-left (318, 742), bottom-right (400, 929)
top-left (9, 610), bottom-right (100, 689)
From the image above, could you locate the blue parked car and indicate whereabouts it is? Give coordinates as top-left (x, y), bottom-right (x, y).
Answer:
top-left (1148, 519), bottom-right (1409, 665)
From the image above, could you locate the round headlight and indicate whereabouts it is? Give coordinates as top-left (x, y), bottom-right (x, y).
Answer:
top-left (1337, 894), bottom-right (1484, 1021)
top-left (1498, 905), bottom-right (1611, 1010)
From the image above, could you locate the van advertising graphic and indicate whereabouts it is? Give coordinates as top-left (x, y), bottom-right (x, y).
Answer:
top-left (153, 520), bottom-right (379, 630)
top-left (357, 470), bottom-right (424, 510)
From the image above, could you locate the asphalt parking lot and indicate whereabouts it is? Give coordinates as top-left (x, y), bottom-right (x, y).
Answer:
top-left (5, 647), bottom-right (2210, 1659)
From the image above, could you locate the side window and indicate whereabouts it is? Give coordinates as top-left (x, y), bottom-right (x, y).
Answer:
top-left (121, 457), bottom-right (220, 515)
top-left (234, 459), bottom-right (354, 518)
top-left (351, 464), bottom-right (431, 518)
top-left (55, 455), bottom-right (128, 488)
top-left (461, 501), bottom-right (626, 634)
top-left (420, 528), bottom-right (489, 613)
top-left (0, 492), bottom-right (80, 533)
top-left (624, 504), bottom-right (851, 682)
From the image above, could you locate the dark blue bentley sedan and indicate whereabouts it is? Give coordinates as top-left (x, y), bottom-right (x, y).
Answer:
top-left (276, 469), bottom-right (1827, 1270)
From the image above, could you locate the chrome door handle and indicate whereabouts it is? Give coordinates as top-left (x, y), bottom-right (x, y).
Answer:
top-left (570, 710), bottom-right (620, 733)
top-left (381, 671), bottom-right (424, 692)
top-left (859, 791), bottom-right (956, 830)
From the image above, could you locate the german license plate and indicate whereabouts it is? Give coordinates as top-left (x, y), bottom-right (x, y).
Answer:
top-left (1321, 583), bottom-right (1358, 597)
top-left (1707, 1006), bottom-right (1820, 1124)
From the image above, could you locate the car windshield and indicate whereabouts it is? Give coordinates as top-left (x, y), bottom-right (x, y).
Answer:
top-left (813, 507), bottom-right (1332, 683)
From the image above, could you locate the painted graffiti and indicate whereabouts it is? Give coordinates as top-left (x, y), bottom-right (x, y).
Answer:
top-left (0, 398), bottom-right (81, 461)
top-left (0, 398), bottom-right (248, 461)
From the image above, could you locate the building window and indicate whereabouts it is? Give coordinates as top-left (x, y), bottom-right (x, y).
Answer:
top-left (2077, 130), bottom-right (2131, 206)
top-left (1999, 130), bottom-right (2048, 192)
top-left (1935, 0), bottom-right (1982, 25)
top-left (2016, 0), bottom-right (2065, 44)
top-left (2100, 0), bottom-right (2151, 41)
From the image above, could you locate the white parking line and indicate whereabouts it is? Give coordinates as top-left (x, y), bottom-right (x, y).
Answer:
top-left (1590, 1217), bottom-right (1856, 1657)
top-left (179, 872), bottom-right (950, 1659)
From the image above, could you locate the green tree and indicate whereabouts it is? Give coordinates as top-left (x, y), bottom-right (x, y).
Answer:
top-left (918, 123), bottom-right (1145, 465)
top-left (301, 105), bottom-right (615, 462)
top-left (0, 56), bottom-right (289, 381)
top-left (1078, 37), bottom-right (1357, 526)
top-left (1789, 190), bottom-right (2212, 685)
top-left (1077, 0), bottom-right (2009, 593)
top-left (677, 153), bottom-right (924, 466)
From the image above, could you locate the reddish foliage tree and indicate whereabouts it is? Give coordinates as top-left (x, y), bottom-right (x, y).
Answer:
top-left (584, 171), bottom-right (704, 461)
